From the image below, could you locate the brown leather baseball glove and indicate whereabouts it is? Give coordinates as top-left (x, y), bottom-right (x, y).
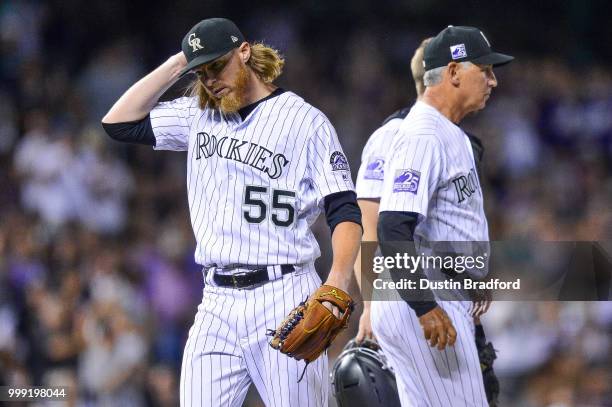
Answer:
top-left (267, 285), bottom-right (354, 369)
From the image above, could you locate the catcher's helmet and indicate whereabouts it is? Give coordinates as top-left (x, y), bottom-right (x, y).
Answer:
top-left (331, 339), bottom-right (401, 407)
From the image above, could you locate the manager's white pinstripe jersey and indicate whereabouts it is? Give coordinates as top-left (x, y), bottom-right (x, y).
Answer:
top-left (149, 90), bottom-right (354, 267)
top-left (379, 101), bottom-right (489, 242)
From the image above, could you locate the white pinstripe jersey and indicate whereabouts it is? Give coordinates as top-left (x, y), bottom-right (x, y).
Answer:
top-left (355, 116), bottom-right (404, 200)
top-left (379, 101), bottom-right (489, 242)
top-left (150, 90), bottom-right (354, 267)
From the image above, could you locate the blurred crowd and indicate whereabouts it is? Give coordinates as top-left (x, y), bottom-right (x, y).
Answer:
top-left (1, 1), bottom-right (611, 406)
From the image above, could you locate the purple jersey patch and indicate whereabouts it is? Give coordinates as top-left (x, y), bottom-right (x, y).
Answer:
top-left (393, 169), bottom-right (421, 194)
top-left (330, 151), bottom-right (349, 171)
top-left (364, 157), bottom-right (385, 180)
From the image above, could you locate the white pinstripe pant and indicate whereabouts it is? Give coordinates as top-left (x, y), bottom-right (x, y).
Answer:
top-left (371, 300), bottom-right (488, 407)
top-left (180, 264), bottom-right (328, 407)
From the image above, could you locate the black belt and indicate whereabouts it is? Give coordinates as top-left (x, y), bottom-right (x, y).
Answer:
top-left (212, 265), bottom-right (295, 288)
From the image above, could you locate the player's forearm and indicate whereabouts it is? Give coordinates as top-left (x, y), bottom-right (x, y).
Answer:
top-left (102, 52), bottom-right (187, 123)
top-left (326, 221), bottom-right (362, 291)
top-left (354, 248), bottom-right (373, 312)
top-left (354, 250), bottom-right (364, 291)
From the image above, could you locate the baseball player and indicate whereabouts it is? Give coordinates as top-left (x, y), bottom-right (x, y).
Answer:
top-left (353, 37), bottom-right (432, 344)
top-left (101, 18), bottom-right (362, 407)
top-left (353, 35), bottom-right (501, 405)
top-left (372, 26), bottom-right (513, 407)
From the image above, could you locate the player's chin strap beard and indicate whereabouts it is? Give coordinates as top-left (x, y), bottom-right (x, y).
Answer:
top-left (220, 64), bottom-right (249, 113)
top-left (203, 69), bottom-right (249, 114)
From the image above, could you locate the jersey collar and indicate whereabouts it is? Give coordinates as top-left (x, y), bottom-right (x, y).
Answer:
top-left (237, 88), bottom-right (286, 120)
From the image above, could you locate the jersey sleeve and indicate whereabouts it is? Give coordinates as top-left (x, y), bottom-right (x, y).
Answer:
top-left (306, 118), bottom-right (355, 206)
top-left (150, 96), bottom-right (195, 151)
top-left (379, 134), bottom-right (445, 217)
top-left (355, 120), bottom-right (400, 200)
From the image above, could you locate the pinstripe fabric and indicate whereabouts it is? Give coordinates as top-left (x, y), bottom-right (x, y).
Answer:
top-left (379, 101), bottom-right (489, 242)
top-left (180, 266), bottom-right (326, 407)
top-left (371, 300), bottom-right (487, 407)
top-left (355, 117), bottom-right (404, 199)
top-left (151, 91), bottom-right (351, 405)
top-left (150, 92), bottom-right (353, 267)
top-left (366, 101), bottom-right (490, 406)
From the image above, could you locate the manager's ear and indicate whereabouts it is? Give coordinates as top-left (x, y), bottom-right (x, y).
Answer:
top-left (447, 62), bottom-right (461, 87)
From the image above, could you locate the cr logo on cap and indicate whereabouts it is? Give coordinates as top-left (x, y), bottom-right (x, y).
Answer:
top-left (188, 33), bottom-right (204, 52)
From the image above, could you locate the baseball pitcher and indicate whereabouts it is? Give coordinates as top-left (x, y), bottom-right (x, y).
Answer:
top-left (101, 18), bottom-right (362, 407)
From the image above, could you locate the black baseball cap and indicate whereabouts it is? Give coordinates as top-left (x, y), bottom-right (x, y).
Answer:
top-left (424, 26), bottom-right (514, 71)
top-left (179, 18), bottom-right (245, 77)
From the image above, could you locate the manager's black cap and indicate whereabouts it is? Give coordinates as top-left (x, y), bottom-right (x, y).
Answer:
top-left (179, 18), bottom-right (245, 77)
top-left (424, 26), bottom-right (514, 71)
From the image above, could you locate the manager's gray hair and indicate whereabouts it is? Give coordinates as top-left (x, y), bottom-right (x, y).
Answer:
top-left (423, 62), bottom-right (472, 87)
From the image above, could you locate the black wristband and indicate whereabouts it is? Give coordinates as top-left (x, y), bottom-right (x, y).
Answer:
top-left (408, 301), bottom-right (438, 317)
top-left (475, 322), bottom-right (487, 346)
